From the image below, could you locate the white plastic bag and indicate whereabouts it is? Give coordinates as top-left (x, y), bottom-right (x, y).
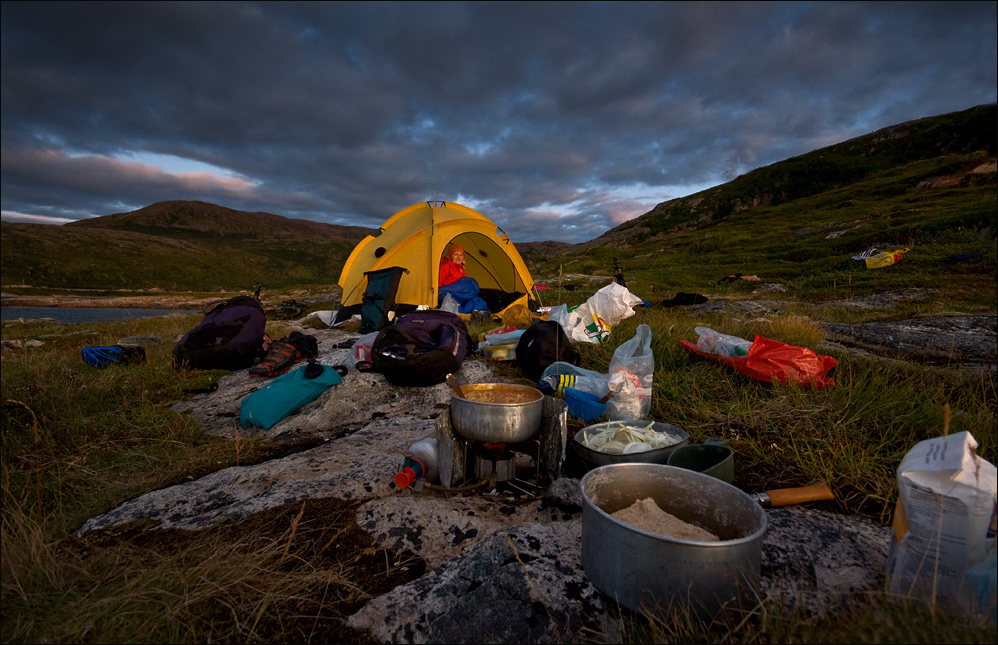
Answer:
top-left (347, 331), bottom-right (379, 367)
top-left (887, 431), bottom-right (997, 616)
top-left (695, 326), bottom-right (753, 357)
top-left (440, 294), bottom-right (460, 314)
top-left (587, 282), bottom-right (644, 328)
top-left (546, 302), bottom-right (608, 344)
top-left (604, 324), bottom-right (654, 420)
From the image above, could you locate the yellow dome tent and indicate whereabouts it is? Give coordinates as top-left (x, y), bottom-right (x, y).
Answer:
top-left (335, 201), bottom-right (537, 324)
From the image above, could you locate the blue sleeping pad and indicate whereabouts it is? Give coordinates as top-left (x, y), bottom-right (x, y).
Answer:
top-left (239, 362), bottom-right (346, 430)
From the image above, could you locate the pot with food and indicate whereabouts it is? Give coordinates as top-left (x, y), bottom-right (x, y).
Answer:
top-left (572, 419), bottom-right (690, 469)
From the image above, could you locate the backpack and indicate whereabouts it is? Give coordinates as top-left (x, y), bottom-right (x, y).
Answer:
top-left (371, 310), bottom-right (470, 386)
top-left (516, 319), bottom-right (576, 382)
top-left (360, 266), bottom-right (408, 334)
top-left (172, 296), bottom-right (268, 370)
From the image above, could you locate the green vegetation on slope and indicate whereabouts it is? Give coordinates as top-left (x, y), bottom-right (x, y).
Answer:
top-left (1, 200), bottom-right (373, 291)
top-left (525, 150), bottom-right (996, 317)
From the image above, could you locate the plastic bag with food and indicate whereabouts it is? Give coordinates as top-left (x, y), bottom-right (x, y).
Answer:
top-left (605, 324), bottom-right (654, 420)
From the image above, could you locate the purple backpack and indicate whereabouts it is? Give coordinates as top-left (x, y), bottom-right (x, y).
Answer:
top-left (172, 296), bottom-right (267, 370)
top-left (371, 310), bottom-right (470, 386)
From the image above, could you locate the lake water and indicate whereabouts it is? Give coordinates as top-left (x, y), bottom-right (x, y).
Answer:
top-left (1, 306), bottom-right (200, 324)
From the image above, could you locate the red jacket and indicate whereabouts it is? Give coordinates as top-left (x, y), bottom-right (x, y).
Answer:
top-left (439, 258), bottom-right (465, 287)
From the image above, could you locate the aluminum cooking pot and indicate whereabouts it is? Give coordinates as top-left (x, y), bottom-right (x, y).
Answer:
top-left (580, 463), bottom-right (767, 616)
top-left (449, 383), bottom-right (544, 443)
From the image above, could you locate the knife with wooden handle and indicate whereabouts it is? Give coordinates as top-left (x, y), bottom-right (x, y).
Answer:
top-left (752, 481), bottom-right (834, 507)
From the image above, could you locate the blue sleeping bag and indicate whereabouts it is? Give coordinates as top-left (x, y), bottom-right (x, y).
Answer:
top-left (438, 276), bottom-right (489, 314)
top-left (239, 362), bottom-right (346, 430)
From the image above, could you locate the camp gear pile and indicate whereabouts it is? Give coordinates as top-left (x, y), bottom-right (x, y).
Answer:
top-left (249, 331), bottom-right (318, 377)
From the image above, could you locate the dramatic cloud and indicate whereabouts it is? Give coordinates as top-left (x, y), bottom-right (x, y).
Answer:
top-left (2, 1), bottom-right (995, 242)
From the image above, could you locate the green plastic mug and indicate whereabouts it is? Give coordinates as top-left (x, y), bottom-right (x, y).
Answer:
top-left (667, 442), bottom-right (734, 484)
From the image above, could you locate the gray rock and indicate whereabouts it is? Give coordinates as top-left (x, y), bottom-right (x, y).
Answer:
top-left (79, 417), bottom-right (438, 532)
top-left (693, 299), bottom-right (791, 316)
top-left (820, 315), bottom-right (997, 366)
top-left (761, 507), bottom-right (892, 616)
top-left (820, 288), bottom-right (935, 311)
top-left (345, 522), bottom-right (606, 644)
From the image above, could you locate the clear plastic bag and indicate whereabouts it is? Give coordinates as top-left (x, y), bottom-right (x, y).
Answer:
top-left (347, 331), bottom-right (379, 367)
top-left (695, 326), bottom-right (752, 357)
top-left (604, 324), bottom-right (654, 420)
top-left (440, 293), bottom-right (460, 314)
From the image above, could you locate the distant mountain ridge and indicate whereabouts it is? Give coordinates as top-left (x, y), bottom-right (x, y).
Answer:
top-left (2, 201), bottom-right (376, 291)
top-left (67, 200), bottom-right (376, 241)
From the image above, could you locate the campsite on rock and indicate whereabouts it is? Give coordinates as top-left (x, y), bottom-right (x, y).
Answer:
top-left (2, 106), bottom-right (997, 643)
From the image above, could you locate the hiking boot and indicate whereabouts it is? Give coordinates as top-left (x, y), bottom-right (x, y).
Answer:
top-left (249, 340), bottom-right (299, 377)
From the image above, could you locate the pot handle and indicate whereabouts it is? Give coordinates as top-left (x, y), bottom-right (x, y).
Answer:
top-left (757, 481), bottom-right (834, 507)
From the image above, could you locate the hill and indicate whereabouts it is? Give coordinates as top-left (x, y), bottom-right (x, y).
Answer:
top-left (2, 106), bottom-right (995, 308)
top-left (517, 105), bottom-right (996, 315)
top-left (2, 201), bottom-right (375, 291)
top-left (585, 104), bottom-right (997, 249)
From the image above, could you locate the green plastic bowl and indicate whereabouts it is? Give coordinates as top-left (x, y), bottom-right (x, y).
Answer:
top-left (667, 443), bottom-right (735, 484)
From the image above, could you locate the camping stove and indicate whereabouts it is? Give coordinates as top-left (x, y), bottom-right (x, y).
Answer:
top-left (434, 395), bottom-right (568, 491)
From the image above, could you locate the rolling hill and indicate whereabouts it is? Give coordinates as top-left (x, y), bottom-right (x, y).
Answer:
top-left (1, 201), bottom-right (375, 291)
top-left (2, 105), bottom-right (995, 308)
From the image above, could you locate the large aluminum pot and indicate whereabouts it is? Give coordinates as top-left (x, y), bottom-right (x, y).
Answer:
top-left (449, 383), bottom-right (544, 443)
top-left (581, 463), bottom-right (767, 616)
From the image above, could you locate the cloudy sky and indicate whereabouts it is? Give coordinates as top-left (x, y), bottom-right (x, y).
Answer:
top-left (2, 2), bottom-right (995, 243)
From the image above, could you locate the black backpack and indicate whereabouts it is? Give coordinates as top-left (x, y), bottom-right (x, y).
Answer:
top-left (173, 296), bottom-right (267, 370)
top-left (371, 310), bottom-right (470, 386)
top-left (516, 319), bottom-right (576, 382)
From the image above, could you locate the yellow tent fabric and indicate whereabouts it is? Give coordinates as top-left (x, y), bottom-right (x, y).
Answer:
top-left (337, 201), bottom-right (536, 315)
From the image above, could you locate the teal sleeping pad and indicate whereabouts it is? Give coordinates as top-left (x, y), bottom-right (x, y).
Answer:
top-left (239, 362), bottom-right (344, 430)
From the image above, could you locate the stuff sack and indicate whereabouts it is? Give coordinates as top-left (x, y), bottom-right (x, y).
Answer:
top-left (679, 334), bottom-right (837, 389)
top-left (371, 310), bottom-right (470, 386)
top-left (173, 296), bottom-right (267, 370)
top-left (516, 319), bottom-right (576, 383)
top-left (82, 345), bottom-right (146, 368)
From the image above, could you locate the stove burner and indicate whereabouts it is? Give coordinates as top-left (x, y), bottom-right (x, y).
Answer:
top-left (473, 444), bottom-right (516, 482)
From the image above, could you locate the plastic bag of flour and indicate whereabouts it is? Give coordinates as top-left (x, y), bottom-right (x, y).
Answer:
top-left (887, 431), bottom-right (997, 617)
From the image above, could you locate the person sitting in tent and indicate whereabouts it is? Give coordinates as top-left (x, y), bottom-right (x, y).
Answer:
top-left (438, 243), bottom-right (489, 314)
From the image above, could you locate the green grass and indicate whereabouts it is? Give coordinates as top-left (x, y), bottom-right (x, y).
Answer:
top-left (3, 288), bottom-right (995, 643)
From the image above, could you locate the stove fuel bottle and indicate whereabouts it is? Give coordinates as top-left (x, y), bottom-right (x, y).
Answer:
top-left (395, 438), bottom-right (438, 489)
